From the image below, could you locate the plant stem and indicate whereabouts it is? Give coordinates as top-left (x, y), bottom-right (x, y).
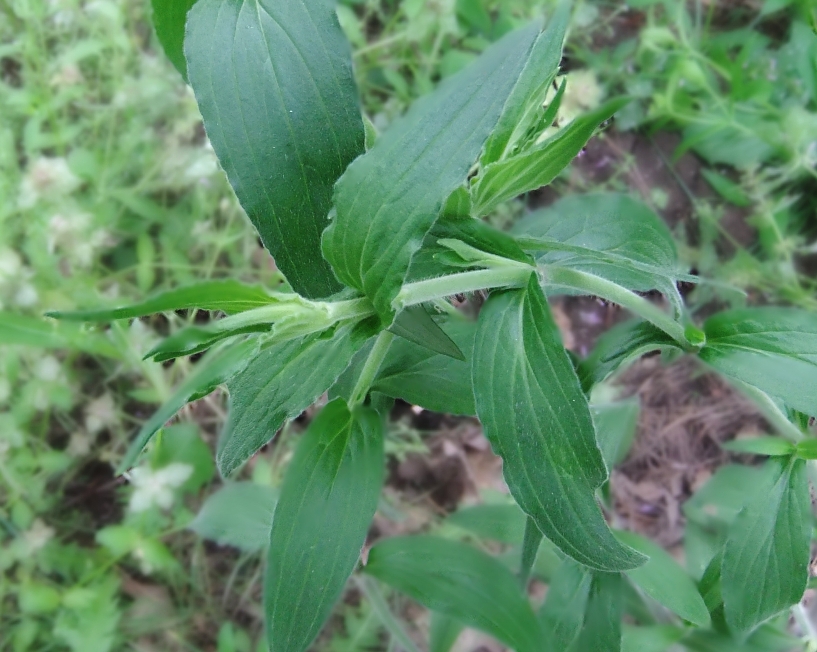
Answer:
top-left (395, 267), bottom-right (531, 309)
top-left (350, 331), bottom-right (395, 407)
top-left (731, 379), bottom-right (805, 443)
top-left (542, 266), bottom-right (689, 347)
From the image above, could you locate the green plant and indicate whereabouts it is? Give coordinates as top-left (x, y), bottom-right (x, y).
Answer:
top-left (44, 1), bottom-right (817, 651)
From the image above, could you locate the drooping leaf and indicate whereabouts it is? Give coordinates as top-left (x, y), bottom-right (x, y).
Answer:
top-left (721, 437), bottom-right (796, 457)
top-left (446, 504), bottom-right (527, 544)
top-left (592, 399), bottom-right (640, 470)
top-left (512, 193), bottom-right (686, 294)
top-left (578, 319), bottom-right (680, 393)
top-left (189, 482), bottom-right (278, 552)
top-left (185, 0), bottom-right (364, 298)
top-left (322, 24), bottom-right (540, 322)
top-left (118, 337), bottom-right (260, 473)
top-left (480, 0), bottom-right (569, 164)
top-left (265, 399), bottom-right (384, 652)
top-left (365, 536), bottom-right (542, 652)
top-left (472, 275), bottom-right (645, 571)
top-left (699, 307), bottom-right (817, 415)
top-left (721, 457), bottom-right (811, 636)
top-left (1, 311), bottom-right (118, 357)
top-left (218, 319), bottom-right (377, 476)
top-left (389, 305), bottom-right (464, 360)
top-left (471, 99), bottom-right (627, 215)
top-left (615, 530), bottom-right (710, 627)
top-left (46, 280), bottom-right (274, 321)
top-left (538, 560), bottom-right (592, 650)
top-left (150, 0), bottom-right (197, 80)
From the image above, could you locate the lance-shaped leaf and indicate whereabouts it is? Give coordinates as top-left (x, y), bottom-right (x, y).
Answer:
top-left (566, 573), bottom-right (623, 652)
top-left (150, 0), bottom-right (197, 80)
top-left (2, 312), bottom-right (118, 357)
top-left (218, 319), bottom-right (377, 476)
top-left (721, 457), bottom-right (811, 636)
top-left (616, 530), bottom-right (710, 627)
top-left (472, 99), bottom-right (627, 215)
top-left (46, 280), bottom-right (274, 321)
top-left (322, 24), bottom-right (540, 323)
top-left (118, 337), bottom-right (260, 472)
top-left (472, 275), bottom-right (645, 571)
top-left (185, 0), bottom-right (364, 298)
top-left (389, 305), bottom-right (464, 360)
top-left (266, 399), bottom-right (383, 652)
top-left (365, 536), bottom-right (542, 652)
top-left (512, 193), bottom-right (687, 294)
top-left (480, 0), bottom-right (569, 164)
top-left (699, 308), bottom-right (817, 415)
top-left (539, 560), bottom-right (592, 650)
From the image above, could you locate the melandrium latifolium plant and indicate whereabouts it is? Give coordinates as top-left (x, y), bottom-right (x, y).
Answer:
top-left (44, 0), bottom-right (817, 650)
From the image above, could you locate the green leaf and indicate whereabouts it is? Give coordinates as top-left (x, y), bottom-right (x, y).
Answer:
top-left (538, 560), bottom-right (592, 650)
top-left (46, 280), bottom-right (274, 321)
top-left (1, 312), bottom-right (118, 357)
top-left (472, 99), bottom-right (628, 215)
top-left (721, 457), bottom-right (811, 636)
top-left (185, 0), bottom-right (364, 298)
top-left (700, 168), bottom-right (751, 207)
top-left (322, 24), bottom-right (540, 322)
top-left (365, 536), bottom-right (542, 652)
top-left (721, 437), bottom-right (796, 457)
top-left (118, 337), bottom-right (260, 473)
top-left (190, 482), bottom-right (278, 552)
top-left (218, 320), bottom-right (377, 476)
top-left (481, 0), bottom-right (569, 164)
top-left (430, 215), bottom-right (532, 265)
top-left (795, 439), bottom-right (817, 460)
top-left (519, 517), bottom-right (543, 585)
top-left (699, 307), bottom-right (817, 415)
top-left (512, 193), bottom-right (685, 294)
top-left (592, 399), bottom-right (640, 469)
top-left (144, 323), bottom-right (270, 362)
top-left (266, 399), bottom-right (384, 652)
top-left (446, 504), bottom-right (527, 544)
top-left (150, 0), bottom-right (197, 81)
top-left (615, 530), bottom-right (710, 627)
top-left (152, 423), bottom-right (215, 492)
top-left (389, 305), bottom-right (464, 360)
top-left (472, 275), bottom-right (645, 571)
top-left (429, 613), bottom-right (463, 652)
top-left (566, 572), bottom-right (623, 652)
top-left (621, 625), bottom-right (684, 652)
top-left (578, 319), bottom-right (680, 393)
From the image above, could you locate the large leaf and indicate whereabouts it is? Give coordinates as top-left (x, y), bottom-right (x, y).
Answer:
top-left (189, 482), bottom-right (278, 552)
top-left (512, 193), bottom-right (684, 293)
top-left (472, 274), bottom-right (645, 571)
top-left (721, 457), bottom-right (811, 635)
top-left (480, 0), bottom-right (569, 164)
top-left (150, 0), bottom-right (197, 80)
top-left (218, 319), bottom-right (377, 476)
top-left (266, 399), bottom-right (383, 652)
top-left (616, 530), bottom-right (710, 627)
top-left (365, 536), bottom-right (542, 652)
top-left (322, 24), bottom-right (540, 322)
top-left (699, 308), bottom-right (817, 415)
top-left (119, 337), bottom-right (260, 472)
top-left (471, 99), bottom-right (627, 215)
top-left (185, 0), bottom-right (364, 298)
top-left (46, 280), bottom-right (274, 321)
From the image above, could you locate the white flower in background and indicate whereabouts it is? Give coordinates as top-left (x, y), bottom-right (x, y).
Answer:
top-left (34, 355), bottom-right (61, 382)
top-left (0, 248), bottom-right (21, 283)
top-left (24, 519), bottom-right (55, 552)
top-left (84, 393), bottom-right (117, 435)
top-left (128, 463), bottom-right (193, 513)
top-left (66, 432), bottom-right (91, 457)
top-left (14, 283), bottom-right (38, 308)
top-left (559, 69), bottom-right (604, 125)
top-left (47, 212), bottom-right (113, 270)
top-left (18, 157), bottom-right (81, 209)
top-left (50, 64), bottom-right (83, 87)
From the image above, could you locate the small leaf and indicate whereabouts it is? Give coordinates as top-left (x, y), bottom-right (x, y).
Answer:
top-left (578, 319), bottom-right (680, 393)
top-left (150, 0), bottom-right (197, 80)
top-left (446, 504), bottom-right (527, 544)
top-left (721, 437), bottom-right (796, 457)
top-left (389, 305), bottom-right (464, 360)
top-left (430, 215), bottom-right (532, 265)
top-left (152, 423), bottom-right (215, 492)
top-left (118, 337), bottom-right (260, 473)
top-left (721, 457), bottom-right (811, 636)
top-left (190, 482), bottom-right (278, 552)
top-left (218, 320), bottom-right (377, 476)
top-left (472, 99), bottom-right (628, 215)
top-left (615, 530), bottom-right (710, 627)
top-left (322, 23), bottom-right (540, 323)
top-left (144, 323), bottom-right (270, 362)
top-left (699, 307), bottom-right (817, 415)
top-left (700, 168), bottom-right (751, 207)
top-left (185, 0), bottom-right (364, 298)
top-left (365, 536), bottom-right (542, 652)
top-left (795, 439), bottom-right (817, 460)
top-left (472, 275), bottom-right (645, 571)
top-left (266, 399), bottom-right (384, 652)
top-left (1, 311), bottom-right (117, 357)
top-left (538, 560), bottom-right (592, 650)
top-left (592, 399), bottom-right (640, 469)
top-left (46, 280), bottom-right (275, 321)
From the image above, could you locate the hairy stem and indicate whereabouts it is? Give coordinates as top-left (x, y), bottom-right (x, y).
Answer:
top-left (394, 267), bottom-right (531, 309)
